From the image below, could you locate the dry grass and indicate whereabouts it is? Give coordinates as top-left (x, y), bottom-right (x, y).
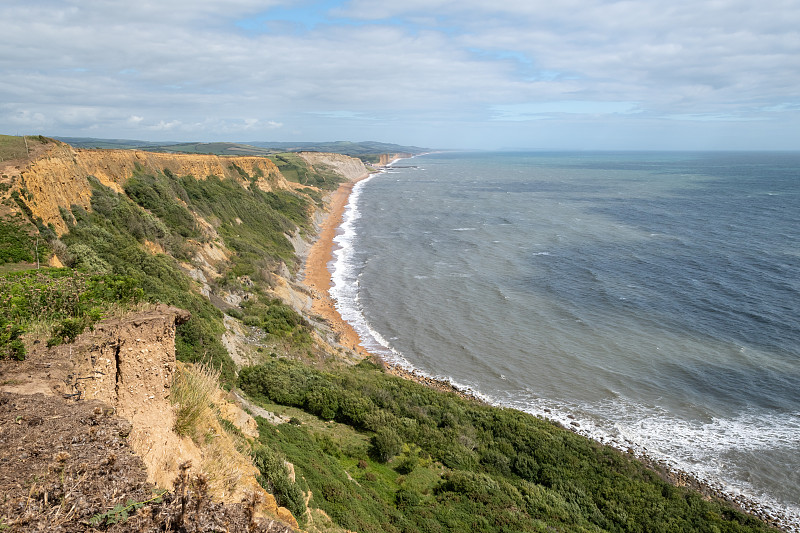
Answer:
top-left (201, 431), bottom-right (245, 497)
top-left (169, 362), bottom-right (265, 507)
top-left (170, 362), bottom-right (221, 439)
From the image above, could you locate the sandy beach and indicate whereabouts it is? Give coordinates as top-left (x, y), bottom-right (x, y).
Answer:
top-left (303, 175), bottom-right (373, 358)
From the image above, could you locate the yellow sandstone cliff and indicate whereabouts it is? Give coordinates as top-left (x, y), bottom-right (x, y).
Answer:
top-left (5, 141), bottom-right (290, 235)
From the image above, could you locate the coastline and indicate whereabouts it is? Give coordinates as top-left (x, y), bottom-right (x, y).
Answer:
top-left (302, 174), bottom-right (373, 358)
top-left (299, 162), bottom-right (794, 532)
top-left (300, 162), bottom-right (485, 401)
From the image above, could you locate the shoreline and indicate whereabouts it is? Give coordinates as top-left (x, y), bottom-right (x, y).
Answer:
top-left (302, 173), bottom-right (373, 358)
top-left (299, 162), bottom-right (794, 532)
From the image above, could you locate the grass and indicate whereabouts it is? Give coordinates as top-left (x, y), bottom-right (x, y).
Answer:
top-left (0, 268), bottom-right (143, 359)
top-left (0, 134), bottom-right (51, 162)
top-left (0, 135), bottom-right (27, 161)
top-left (171, 362), bottom-right (221, 439)
top-left (266, 153), bottom-right (344, 191)
top-left (170, 362), bottom-right (253, 498)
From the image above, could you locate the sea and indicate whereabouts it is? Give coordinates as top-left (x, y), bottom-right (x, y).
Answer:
top-left (328, 151), bottom-right (800, 528)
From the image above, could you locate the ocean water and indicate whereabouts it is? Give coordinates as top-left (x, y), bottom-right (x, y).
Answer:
top-left (329, 151), bottom-right (800, 527)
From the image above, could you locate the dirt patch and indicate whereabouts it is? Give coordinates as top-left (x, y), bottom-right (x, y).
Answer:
top-left (0, 392), bottom-right (294, 532)
top-left (0, 305), bottom-right (202, 492)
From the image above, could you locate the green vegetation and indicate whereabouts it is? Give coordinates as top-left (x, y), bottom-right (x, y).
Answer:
top-left (58, 177), bottom-right (236, 382)
top-left (250, 140), bottom-right (427, 157)
top-left (124, 171), bottom-right (200, 239)
top-left (0, 216), bottom-right (47, 265)
top-left (251, 443), bottom-right (306, 520)
top-left (179, 173), bottom-right (309, 274)
top-left (0, 268), bottom-right (143, 358)
top-left (238, 296), bottom-right (312, 345)
top-left (266, 153), bottom-right (344, 190)
top-left (50, 164), bottom-right (317, 383)
top-left (240, 358), bottom-right (771, 533)
top-left (88, 493), bottom-right (166, 527)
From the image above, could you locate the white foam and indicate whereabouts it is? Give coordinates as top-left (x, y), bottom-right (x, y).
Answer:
top-left (509, 395), bottom-right (800, 530)
top-left (324, 156), bottom-right (800, 531)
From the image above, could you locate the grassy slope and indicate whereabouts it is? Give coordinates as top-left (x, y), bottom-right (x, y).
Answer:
top-left (0, 142), bottom-right (777, 532)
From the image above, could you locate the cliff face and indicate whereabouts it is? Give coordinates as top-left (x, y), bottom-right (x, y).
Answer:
top-left (0, 304), bottom-right (296, 527)
top-left (6, 142), bottom-right (289, 235)
top-left (378, 152), bottom-right (413, 166)
top-left (297, 151), bottom-right (370, 181)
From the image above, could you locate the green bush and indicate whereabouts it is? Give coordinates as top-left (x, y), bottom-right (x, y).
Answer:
top-left (251, 444), bottom-right (306, 522)
top-left (240, 357), bottom-right (773, 533)
top-left (0, 317), bottom-right (26, 360)
top-left (0, 219), bottom-right (41, 265)
top-left (371, 428), bottom-right (403, 463)
top-left (1, 268), bottom-right (144, 355)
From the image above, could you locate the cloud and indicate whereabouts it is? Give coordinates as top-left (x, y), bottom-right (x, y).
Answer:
top-left (0, 0), bottom-right (798, 148)
top-left (492, 101), bottom-right (639, 121)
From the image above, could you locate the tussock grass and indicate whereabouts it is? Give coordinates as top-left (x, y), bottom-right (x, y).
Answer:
top-left (170, 362), bottom-right (221, 440)
top-left (170, 362), bottom-right (259, 503)
top-left (201, 432), bottom-right (245, 497)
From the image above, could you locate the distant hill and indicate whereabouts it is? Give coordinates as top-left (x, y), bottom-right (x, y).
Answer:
top-left (55, 137), bottom-right (429, 159)
top-left (54, 137), bottom-right (171, 150)
top-left (245, 140), bottom-right (428, 156)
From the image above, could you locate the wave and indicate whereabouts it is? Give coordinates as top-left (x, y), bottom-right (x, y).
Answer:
top-left (328, 152), bottom-right (800, 531)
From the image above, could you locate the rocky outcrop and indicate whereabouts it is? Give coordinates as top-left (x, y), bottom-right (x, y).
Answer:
top-left (0, 305), bottom-right (293, 525)
top-left (297, 151), bottom-right (370, 182)
top-left (378, 152), bottom-right (413, 166)
top-left (5, 142), bottom-right (288, 235)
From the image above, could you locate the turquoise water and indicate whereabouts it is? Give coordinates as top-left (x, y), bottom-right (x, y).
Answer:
top-left (329, 152), bottom-right (800, 526)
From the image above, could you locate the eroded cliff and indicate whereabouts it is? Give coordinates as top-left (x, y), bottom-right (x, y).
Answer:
top-left (4, 141), bottom-right (290, 235)
top-left (297, 151), bottom-right (370, 182)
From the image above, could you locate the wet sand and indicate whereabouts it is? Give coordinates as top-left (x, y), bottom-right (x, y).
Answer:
top-left (303, 175), bottom-right (373, 358)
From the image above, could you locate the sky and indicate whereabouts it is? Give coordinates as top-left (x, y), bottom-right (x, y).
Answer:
top-left (1, 0), bottom-right (798, 150)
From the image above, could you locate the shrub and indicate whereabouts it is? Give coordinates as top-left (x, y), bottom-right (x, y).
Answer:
top-left (0, 317), bottom-right (26, 360)
top-left (371, 428), bottom-right (403, 463)
top-left (251, 444), bottom-right (305, 521)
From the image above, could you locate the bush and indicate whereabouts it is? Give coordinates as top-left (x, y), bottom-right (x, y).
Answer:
top-left (251, 444), bottom-right (305, 521)
top-left (371, 428), bottom-right (403, 463)
top-left (0, 317), bottom-right (26, 360)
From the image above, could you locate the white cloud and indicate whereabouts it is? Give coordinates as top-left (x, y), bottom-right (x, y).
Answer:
top-left (0, 0), bottom-right (797, 148)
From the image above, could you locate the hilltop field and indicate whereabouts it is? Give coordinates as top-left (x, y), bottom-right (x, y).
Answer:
top-left (0, 135), bottom-right (782, 532)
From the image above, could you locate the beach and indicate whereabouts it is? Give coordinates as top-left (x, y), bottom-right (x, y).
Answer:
top-left (302, 175), bottom-right (373, 358)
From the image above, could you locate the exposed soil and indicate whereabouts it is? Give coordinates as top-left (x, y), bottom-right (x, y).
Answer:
top-left (0, 392), bottom-right (293, 532)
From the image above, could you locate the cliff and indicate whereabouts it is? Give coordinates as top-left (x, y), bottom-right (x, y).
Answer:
top-left (378, 152), bottom-right (413, 166)
top-left (0, 305), bottom-right (296, 530)
top-left (296, 151), bottom-right (370, 182)
top-left (3, 141), bottom-right (290, 235)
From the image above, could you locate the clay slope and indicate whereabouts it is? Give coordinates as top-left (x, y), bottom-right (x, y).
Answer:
top-left (296, 151), bottom-right (370, 181)
top-left (3, 142), bottom-right (289, 235)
